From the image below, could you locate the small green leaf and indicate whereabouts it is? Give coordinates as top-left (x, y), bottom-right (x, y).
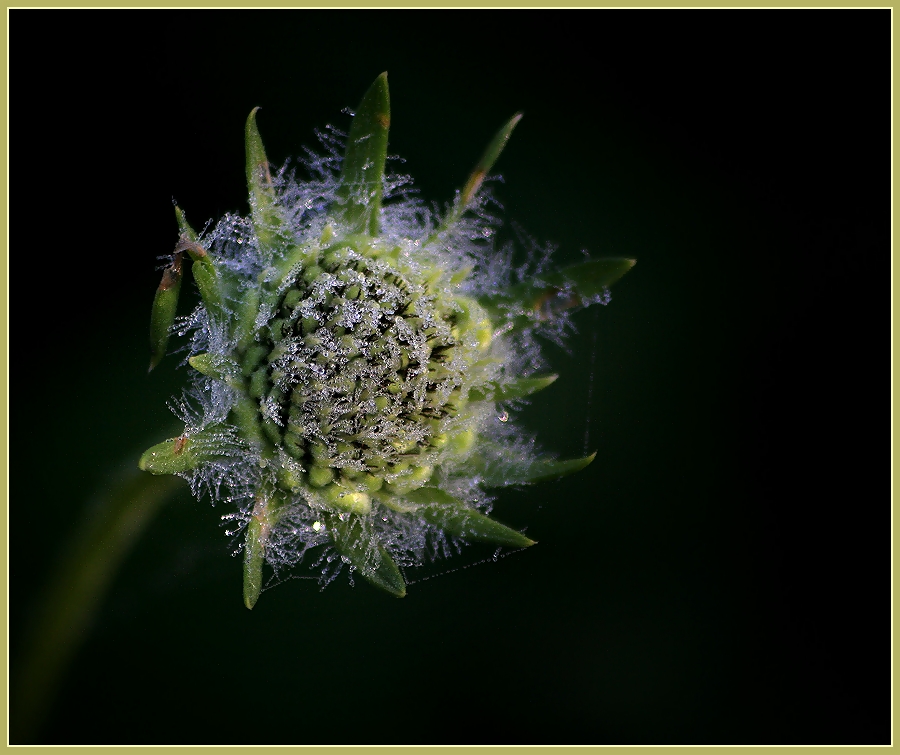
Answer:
top-left (176, 206), bottom-right (243, 334)
top-left (403, 488), bottom-right (534, 548)
top-left (333, 72), bottom-right (390, 236)
top-left (175, 205), bottom-right (198, 242)
top-left (190, 255), bottom-right (226, 323)
top-left (399, 486), bottom-right (459, 507)
top-left (241, 492), bottom-right (288, 610)
top-left (148, 252), bottom-right (183, 372)
top-left (468, 374), bottom-right (557, 403)
top-left (229, 395), bottom-right (268, 452)
top-left (481, 258), bottom-right (636, 332)
top-left (241, 109), bottom-right (305, 348)
top-left (188, 353), bottom-right (240, 385)
top-left (234, 287), bottom-right (261, 353)
top-left (533, 258), bottom-right (636, 299)
top-left (138, 426), bottom-right (240, 476)
top-left (187, 353), bottom-right (222, 379)
top-left (169, 219), bottom-right (226, 327)
top-left (138, 435), bottom-right (197, 475)
top-left (464, 447), bottom-right (597, 488)
top-left (325, 513), bottom-right (406, 598)
top-left (245, 107), bottom-right (292, 252)
top-left (243, 516), bottom-right (265, 610)
top-left (517, 452), bottom-right (597, 484)
top-left (441, 113), bottom-right (522, 233)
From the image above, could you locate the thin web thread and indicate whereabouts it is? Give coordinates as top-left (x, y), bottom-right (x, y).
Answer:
top-left (583, 308), bottom-right (599, 455)
top-left (403, 544), bottom-right (532, 587)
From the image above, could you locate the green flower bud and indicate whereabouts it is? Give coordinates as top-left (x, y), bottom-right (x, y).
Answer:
top-left (140, 73), bottom-right (635, 608)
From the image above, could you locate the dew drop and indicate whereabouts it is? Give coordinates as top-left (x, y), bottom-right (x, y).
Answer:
top-left (497, 411), bottom-right (509, 423)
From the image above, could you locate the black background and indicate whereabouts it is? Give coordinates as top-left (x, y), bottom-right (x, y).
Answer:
top-left (11, 9), bottom-right (889, 745)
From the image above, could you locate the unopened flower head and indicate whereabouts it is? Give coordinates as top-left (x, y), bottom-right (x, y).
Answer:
top-left (140, 74), bottom-right (634, 608)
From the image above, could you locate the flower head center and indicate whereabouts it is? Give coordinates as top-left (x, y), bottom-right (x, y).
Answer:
top-left (255, 244), bottom-right (468, 483)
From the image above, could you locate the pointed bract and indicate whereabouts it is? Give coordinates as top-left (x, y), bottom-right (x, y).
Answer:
top-left (403, 488), bottom-right (534, 548)
top-left (139, 426), bottom-right (244, 476)
top-left (486, 257), bottom-right (636, 311)
top-left (480, 258), bottom-right (635, 333)
top-left (243, 494), bottom-right (282, 610)
top-left (432, 113), bottom-right (522, 239)
top-left (464, 448), bottom-right (598, 488)
top-left (243, 517), bottom-right (265, 610)
top-left (245, 108), bottom-right (292, 252)
top-left (536, 258), bottom-right (636, 299)
top-left (521, 452), bottom-right (598, 484)
top-left (139, 435), bottom-right (202, 476)
top-left (468, 374), bottom-right (558, 403)
top-left (334, 73), bottom-right (390, 236)
top-left (175, 205), bottom-right (198, 242)
top-left (326, 513), bottom-right (406, 598)
top-left (148, 252), bottom-right (182, 371)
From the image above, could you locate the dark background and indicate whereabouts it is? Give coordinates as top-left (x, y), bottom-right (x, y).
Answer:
top-left (11, 9), bottom-right (889, 745)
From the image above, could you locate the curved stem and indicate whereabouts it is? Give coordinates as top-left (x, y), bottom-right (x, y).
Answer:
top-left (11, 469), bottom-right (184, 743)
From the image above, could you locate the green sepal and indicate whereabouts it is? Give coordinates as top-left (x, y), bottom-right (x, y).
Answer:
top-left (243, 515), bottom-right (265, 610)
top-left (402, 487), bottom-right (534, 548)
top-left (325, 513), bottom-right (406, 597)
top-left (468, 374), bottom-right (557, 403)
top-left (245, 107), bottom-right (292, 253)
top-left (481, 258), bottom-right (636, 331)
top-left (148, 253), bottom-right (183, 372)
top-left (138, 427), bottom-right (237, 476)
top-left (465, 447), bottom-right (597, 488)
top-left (439, 112), bottom-right (522, 234)
top-left (333, 72), bottom-right (390, 236)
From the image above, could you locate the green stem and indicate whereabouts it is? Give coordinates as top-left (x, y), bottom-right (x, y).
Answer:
top-left (11, 470), bottom-right (183, 743)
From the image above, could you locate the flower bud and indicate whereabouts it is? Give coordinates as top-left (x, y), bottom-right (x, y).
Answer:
top-left (140, 74), bottom-right (634, 608)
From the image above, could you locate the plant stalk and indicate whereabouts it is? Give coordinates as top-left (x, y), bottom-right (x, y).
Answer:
top-left (12, 469), bottom-right (183, 743)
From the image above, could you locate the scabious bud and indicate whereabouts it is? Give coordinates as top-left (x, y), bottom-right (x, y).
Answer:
top-left (140, 73), bottom-right (634, 608)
